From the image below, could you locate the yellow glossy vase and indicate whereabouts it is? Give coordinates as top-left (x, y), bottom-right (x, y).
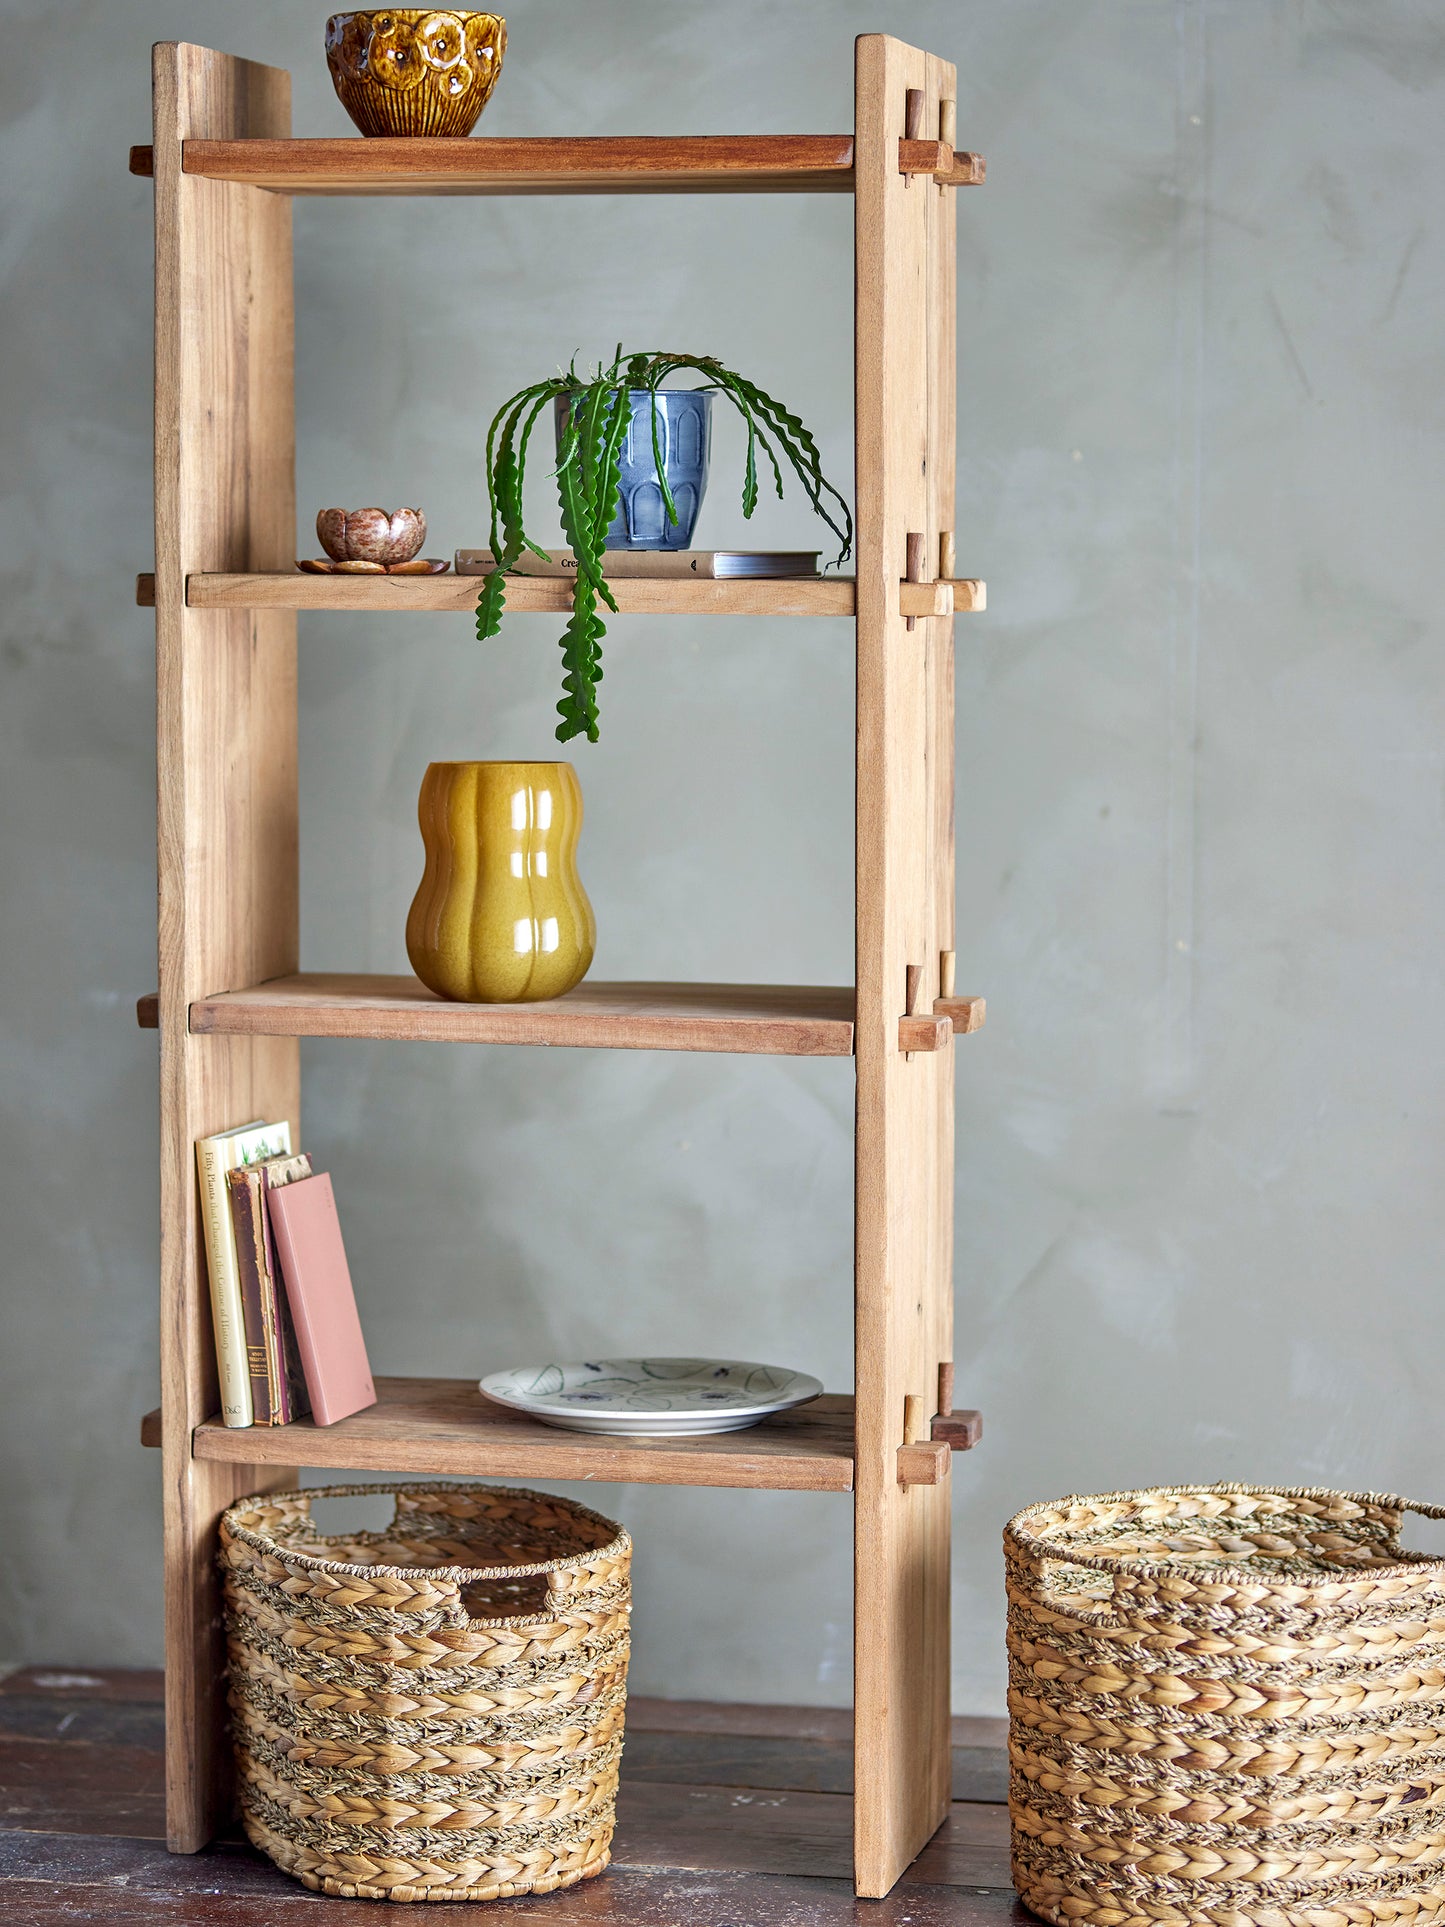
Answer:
top-left (406, 762), bottom-right (595, 1002)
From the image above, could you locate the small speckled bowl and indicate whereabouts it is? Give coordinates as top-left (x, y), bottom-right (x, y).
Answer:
top-left (325, 12), bottom-right (506, 138)
top-left (317, 506), bottom-right (426, 564)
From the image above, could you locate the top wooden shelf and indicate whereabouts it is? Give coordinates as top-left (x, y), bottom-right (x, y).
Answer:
top-left (126, 135), bottom-right (983, 197)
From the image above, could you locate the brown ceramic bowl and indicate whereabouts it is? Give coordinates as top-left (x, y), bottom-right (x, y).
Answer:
top-left (325, 12), bottom-right (506, 138)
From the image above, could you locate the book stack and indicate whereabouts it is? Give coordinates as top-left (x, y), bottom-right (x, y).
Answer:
top-left (196, 1121), bottom-right (376, 1429)
top-left (456, 548), bottom-right (822, 579)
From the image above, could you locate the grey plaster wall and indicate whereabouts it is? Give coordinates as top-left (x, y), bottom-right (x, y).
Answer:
top-left (2, 0), bottom-right (1442, 1713)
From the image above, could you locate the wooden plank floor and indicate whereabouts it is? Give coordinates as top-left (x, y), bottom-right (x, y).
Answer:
top-left (0, 1666), bottom-right (1033, 1923)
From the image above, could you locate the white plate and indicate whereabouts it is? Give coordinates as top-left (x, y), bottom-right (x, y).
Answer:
top-left (478, 1357), bottom-right (824, 1437)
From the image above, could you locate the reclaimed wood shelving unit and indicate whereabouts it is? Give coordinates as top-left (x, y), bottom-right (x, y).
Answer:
top-left (133, 33), bottom-right (984, 1900)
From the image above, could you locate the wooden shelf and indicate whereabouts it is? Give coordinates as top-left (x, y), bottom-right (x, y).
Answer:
top-left (145, 571), bottom-right (853, 617)
top-left (128, 134), bottom-right (984, 197)
top-left (131, 134), bottom-right (858, 196)
top-left (134, 572), bottom-right (984, 617)
top-left (140, 35), bottom-right (977, 1894)
top-left (145, 1377), bottom-right (857, 1493)
top-left (136, 974), bottom-right (857, 1056)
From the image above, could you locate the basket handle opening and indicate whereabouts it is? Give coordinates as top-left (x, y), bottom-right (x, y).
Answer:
top-left (455, 1572), bottom-right (553, 1622)
top-left (1034, 1555), bottom-right (1133, 1629)
top-left (1396, 1499), bottom-right (1445, 1560)
top-left (301, 1490), bottom-right (398, 1544)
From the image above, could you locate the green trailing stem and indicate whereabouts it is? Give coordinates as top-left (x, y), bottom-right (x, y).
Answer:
top-left (476, 348), bottom-right (853, 744)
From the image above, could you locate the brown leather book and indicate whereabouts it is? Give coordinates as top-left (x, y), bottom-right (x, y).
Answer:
top-left (228, 1153), bottom-right (313, 1425)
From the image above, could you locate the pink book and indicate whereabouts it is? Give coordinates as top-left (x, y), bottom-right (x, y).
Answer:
top-left (267, 1173), bottom-right (376, 1426)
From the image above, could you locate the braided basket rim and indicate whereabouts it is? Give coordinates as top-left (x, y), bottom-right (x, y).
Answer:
top-left (1005, 1480), bottom-right (1445, 1586)
top-left (220, 1481), bottom-right (631, 1588)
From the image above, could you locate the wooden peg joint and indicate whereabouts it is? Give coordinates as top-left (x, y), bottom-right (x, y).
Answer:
top-left (899, 579), bottom-right (946, 619)
top-left (898, 577), bottom-right (985, 618)
top-left (903, 91), bottom-right (924, 188)
top-left (140, 1407), bottom-right (162, 1447)
top-left (931, 1362), bottom-right (981, 1451)
top-left (934, 994), bottom-right (985, 1036)
top-left (899, 952), bottom-right (985, 1048)
top-left (897, 531), bottom-right (984, 619)
top-left (899, 138), bottom-right (986, 186)
top-left (950, 578), bottom-right (985, 613)
top-left (899, 1441), bottom-right (951, 1485)
top-left (905, 531), bottom-right (925, 628)
top-left (899, 1392), bottom-right (950, 1483)
top-left (931, 1409), bottom-right (983, 1451)
top-left (899, 1014), bottom-right (950, 1052)
top-left (129, 145), bottom-right (155, 178)
top-left (901, 964), bottom-right (926, 1056)
top-left (136, 991), bottom-right (160, 1029)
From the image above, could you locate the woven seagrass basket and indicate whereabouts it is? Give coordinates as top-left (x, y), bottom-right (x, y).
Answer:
top-left (1006, 1483), bottom-right (1445, 1927)
top-left (219, 1482), bottom-right (631, 1903)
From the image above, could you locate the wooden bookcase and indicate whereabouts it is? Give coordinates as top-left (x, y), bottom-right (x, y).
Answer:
top-left (134, 33), bottom-right (984, 1900)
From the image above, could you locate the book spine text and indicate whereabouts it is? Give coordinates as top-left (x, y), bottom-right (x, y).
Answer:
top-left (456, 548), bottom-right (720, 580)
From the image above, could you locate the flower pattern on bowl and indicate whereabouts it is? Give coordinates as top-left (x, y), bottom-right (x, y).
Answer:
top-left (325, 12), bottom-right (506, 137)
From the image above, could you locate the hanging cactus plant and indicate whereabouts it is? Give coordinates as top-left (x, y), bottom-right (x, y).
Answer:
top-left (476, 348), bottom-right (853, 744)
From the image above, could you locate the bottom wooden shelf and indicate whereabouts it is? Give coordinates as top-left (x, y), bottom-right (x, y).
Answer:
top-left (141, 1376), bottom-right (857, 1492)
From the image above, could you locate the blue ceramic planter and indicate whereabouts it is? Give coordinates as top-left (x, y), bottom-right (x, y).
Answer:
top-left (555, 389), bottom-right (713, 550)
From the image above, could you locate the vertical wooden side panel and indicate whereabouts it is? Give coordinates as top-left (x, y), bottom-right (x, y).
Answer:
top-left (853, 34), bottom-right (958, 1899)
top-left (153, 41), bottom-right (299, 1853)
top-left (925, 49), bottom-right (958, 1508)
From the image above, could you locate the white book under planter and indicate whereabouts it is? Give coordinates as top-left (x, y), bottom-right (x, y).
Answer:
top-left (456, 548), bottom-right (822, 580)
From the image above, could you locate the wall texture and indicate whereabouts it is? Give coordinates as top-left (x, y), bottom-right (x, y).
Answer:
top-left (2, 0), bottom-right (1442, 1713)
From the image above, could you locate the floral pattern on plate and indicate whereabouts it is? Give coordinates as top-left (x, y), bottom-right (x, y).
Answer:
top-left (479, 1357), bottom-right (824, 1436)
